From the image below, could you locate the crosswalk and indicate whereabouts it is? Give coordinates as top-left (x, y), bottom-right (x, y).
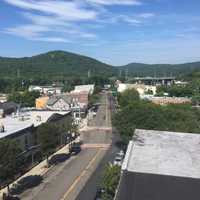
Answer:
top-left (81, 143), bottom-right (111, 149)
top-left (80, 126), bottom-right (112, 132)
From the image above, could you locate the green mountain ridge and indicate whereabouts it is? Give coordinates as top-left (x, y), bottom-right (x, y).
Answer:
top-left (0, 50), bottom-right (116, 79)
top-left (120, 62), bottom-right (200, 77)
top-left (0, 50), bottom-right (200, 79)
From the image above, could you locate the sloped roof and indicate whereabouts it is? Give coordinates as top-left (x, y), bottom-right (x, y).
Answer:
top-left (47, 95), bottom-right (72, 106)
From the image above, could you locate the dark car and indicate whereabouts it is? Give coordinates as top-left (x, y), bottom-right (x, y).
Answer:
top-left (69, 143), bottom-right (81, 155)
top-left (3, 195), bottom-right (20, 200)
top-left (94, 188), bottom-right (105, 200)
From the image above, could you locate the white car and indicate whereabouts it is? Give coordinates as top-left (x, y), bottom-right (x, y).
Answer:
top-left (116, 150), bottom-right (124, 158)
top-left (113, 156), bottom-right (123, 166)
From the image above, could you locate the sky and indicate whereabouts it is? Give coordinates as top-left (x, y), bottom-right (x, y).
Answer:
top-left (0, 0), bottom-right (200, 65)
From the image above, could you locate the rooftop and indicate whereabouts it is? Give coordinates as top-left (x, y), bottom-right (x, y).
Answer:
top-left (0, 110), bottom-right (70, 139)
top-left (122, 129), bottom-right (200, 179)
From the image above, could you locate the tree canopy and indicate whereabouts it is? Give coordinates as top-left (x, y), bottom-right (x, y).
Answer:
top-left (0, 140), bottom-right (22, 185)
top-left (114, 90), bottom-right (200, 142)
top-left (37, 123), bottom-right (60, 158)
top-left (100, 164), bottom-right (121, 200)
top-left (8, 90), bottom-right (40, 107)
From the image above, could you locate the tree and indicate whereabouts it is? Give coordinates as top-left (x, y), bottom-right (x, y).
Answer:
top-left (0, 140), bottom-right (22, 192)
top-left (8, 90), bottom-right (40, 107)
top-left (118, 89), bottom-right (139, 107)
top-left (100, 164), bottom-right (121, 200)
top-left (192, 94), bottom-right (200, 106)
top-left (37, 123), bottom-right (60, 167)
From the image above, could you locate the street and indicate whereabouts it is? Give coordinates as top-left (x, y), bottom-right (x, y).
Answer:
top-left (19, 92), bottom-right (118, 200)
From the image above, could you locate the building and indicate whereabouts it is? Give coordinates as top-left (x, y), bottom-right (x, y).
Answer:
top-left (35, 96), bottom-right (49, 109)
top-left (0, 94), bottom-right (7, 103)
top-left (73, 84), bottom-right (95, 95)
top-left (0, 110), bottom-right (71, 151)
top-left (133, 76), bottom-right (175, 86)
top-left (117, 83), bottom-right (157, 96)
top-left (116, 129), bottom-right (200, 200)
top-left (46, 95), bottom-right (72, 111)
top-left (29, 85), bottom-right (62, 95)
top-left (70, 91), bottom-right (89, 110)
top-left (174, 80), bottom-right (189, 86)
top-left (143, 96), bottom-right (192, 105)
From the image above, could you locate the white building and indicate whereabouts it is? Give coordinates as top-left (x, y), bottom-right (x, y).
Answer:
top-left (73, 84), bottom-right (95, 95)
top-left (29, 85), bottom-right (62, 95)
top-left (0, 110), bottom-right (71, 151)
top-left (117, 83), bottom-right (157, 96)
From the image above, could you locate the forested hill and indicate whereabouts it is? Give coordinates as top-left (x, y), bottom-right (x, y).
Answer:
top-left (119, 62), bottom-right (200, 77)
top-left (0, 50), bottom-right (200, 80)
top-left (0, 51), bottom-right (116, 79)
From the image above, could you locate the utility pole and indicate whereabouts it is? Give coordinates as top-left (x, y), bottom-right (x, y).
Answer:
top-left (119, 69), bottom-right (122, 78)
top-left (125, 69), bottom-right (128, 81)
top-left (17, 68), bottom-right (20, 78)
top-left (88, 70), bottom-right (91, 79)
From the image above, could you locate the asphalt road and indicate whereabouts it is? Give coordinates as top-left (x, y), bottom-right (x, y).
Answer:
top-left (19, 92), bottom-right (117, 200)
top-left (75, 92), bottom-right (121, 200)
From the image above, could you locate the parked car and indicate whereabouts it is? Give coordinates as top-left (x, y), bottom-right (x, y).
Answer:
top-left (116, 150), bottom-right (125, 158)
top-left (113, 150), bottom-right (124, 167)
top-left (69, 143), bottom-right (81, 155)
top-left (94, 188), bottom-right (105, 200)
top-left (113, 156), bottom-right (123, 166)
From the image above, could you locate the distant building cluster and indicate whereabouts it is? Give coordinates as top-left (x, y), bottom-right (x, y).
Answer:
top-left (116, 79), bottom-right (192, 105)
top-left (142, 96), bottom-right (192, 105)
top-left (0, 84), bottom-right (95, 153)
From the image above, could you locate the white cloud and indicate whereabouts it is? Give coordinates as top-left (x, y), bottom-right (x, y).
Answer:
top-left (3, 0), bottom-right (99, 42)
top-left (34, 37), bottom-right (71, 43)
top-left (4, 0), bottom-right (97, 21)
top-left (119, 15), bottom-right (141, 24)
top-left (2, 0), bottom-right (151, 43)
top-left (86, 0), bottom-right (142, 6)
top-left (5, 24), bottom-right (50, 38)
top-left (138, 13), bottom-right (155, 18)
top-left (22, 13), bottom-right (72, 26)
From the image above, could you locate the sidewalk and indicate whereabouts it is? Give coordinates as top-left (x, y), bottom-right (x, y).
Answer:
top-left (0, 138), bottom-right (79, 199)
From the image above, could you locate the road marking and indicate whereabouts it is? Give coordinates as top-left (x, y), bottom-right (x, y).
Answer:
top-left (82, 143), bottom-right (111, 149)
top-left (60, 149), bottom-right (102, 200)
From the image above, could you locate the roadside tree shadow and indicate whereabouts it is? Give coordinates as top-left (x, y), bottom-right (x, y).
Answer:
top-left (49, 153), bottom-right (71, 165)
top-left (3, 194), bottom-right (21, 200)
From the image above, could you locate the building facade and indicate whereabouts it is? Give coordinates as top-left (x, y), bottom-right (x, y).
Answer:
top-left (0, 111), bottom-right (71, 151)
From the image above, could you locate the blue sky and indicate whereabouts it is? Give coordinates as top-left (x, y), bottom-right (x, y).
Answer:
top-left (0, 0), bottom-right (200, 65)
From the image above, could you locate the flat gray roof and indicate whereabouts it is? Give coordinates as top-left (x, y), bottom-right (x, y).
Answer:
top-left (0, 111), bottom-right (70, 139)
top-left (122, 129), bottom-right (200, 179)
